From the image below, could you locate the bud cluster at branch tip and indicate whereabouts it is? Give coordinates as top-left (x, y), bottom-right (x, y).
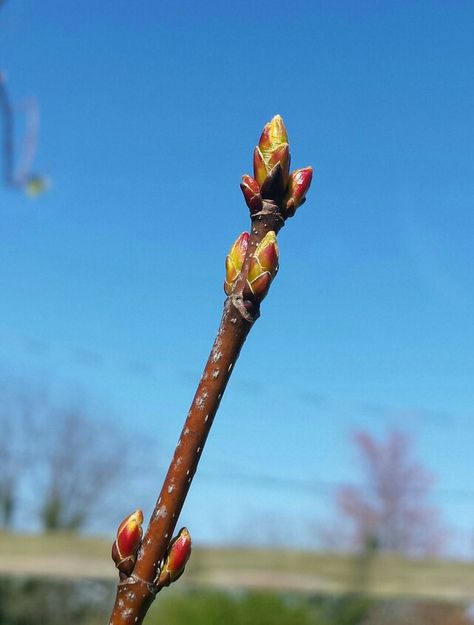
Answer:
top-left (111, 509), bottom-right (144, 576)
top-left (156, 527), bottom-right (192, 589)
top-left (224, 232), bottom-right (249, 295)
top-left (245, 231), bottom-right (279, 302)
top-left (240, 114), bottom-right (313, 216)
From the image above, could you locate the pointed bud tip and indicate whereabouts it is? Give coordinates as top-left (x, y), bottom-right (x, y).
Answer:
top-left (114, 509), bottom-right (144, 562)
top-left (257, 231), bottom-right (279, 272)
top-left (157, 527), bottom-right (192, 588)
top-left (118, 509), bottom-right (143, 532)
top-left (240, 175), bottom-right (260, 193)
top-left (260, 114), bottom-right (288, 149)
top-left (231, 232), bottom-right (249, 259)
top-left (285, 167), bottom-right (313, 215)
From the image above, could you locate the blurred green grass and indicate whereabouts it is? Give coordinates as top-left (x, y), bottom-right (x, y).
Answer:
top-left (151, 591), bottom-right (373, 625)
top-left (1, 531), bottom-right (474, 600)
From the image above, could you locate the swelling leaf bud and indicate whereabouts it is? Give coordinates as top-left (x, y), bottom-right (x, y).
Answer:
top-left (253, 115), bottom-right (290, 192)
top-left (285, 167), bottom-right (313, 217)
top-left (224, 232), bottom-right (249, 295)
top-left (246, 231), bottom-right (279, 302)
top-left (111, 509), bottom-right (144, 576)
top-left (240, 175), bottom-right (262, 213)
top-left (157, 527), bottom-right (192, 588)
top-left (258, 114), bottom-right (289, 161)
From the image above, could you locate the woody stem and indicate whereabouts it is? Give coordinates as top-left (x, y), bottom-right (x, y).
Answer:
top-left (108, 202), bottom-right (285, 625)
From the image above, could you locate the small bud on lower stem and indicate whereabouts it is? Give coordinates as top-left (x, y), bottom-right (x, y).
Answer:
top-left (157, 527), bottom-right (192, 589)
top-left (111, 509), bottom-right (144, 576)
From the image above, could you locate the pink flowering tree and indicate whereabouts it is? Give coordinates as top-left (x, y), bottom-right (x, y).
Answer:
top-left (337, 429), bottom-right (445, 556)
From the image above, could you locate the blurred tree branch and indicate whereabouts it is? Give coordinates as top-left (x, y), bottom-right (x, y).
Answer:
top-left (0, 2), bottom-right (48, 196)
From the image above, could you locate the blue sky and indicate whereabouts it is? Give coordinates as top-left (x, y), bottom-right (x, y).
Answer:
top-left (1, 1), bottom-right (474, 553)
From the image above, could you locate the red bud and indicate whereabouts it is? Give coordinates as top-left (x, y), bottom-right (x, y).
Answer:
top-left (240, 175), bottom-right (262, 213)
top-left (157, 527), bottom-right (192, 588)
top-left (285, 167), bottom-right (313, 217)
top-left (111, 509), bottom-right (143, 576)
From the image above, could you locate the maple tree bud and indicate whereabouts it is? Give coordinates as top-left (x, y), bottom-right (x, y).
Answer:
top-left (258, 114), bottom-right (289, 160)
top-left (224, 232), bottom-right (249, 295)
top-left (246, 231), bottom-right (279, 302)
top-left (253, 115), bottom-right (290, 188)
top-left (285, 167), bottom-right (313, 217)
top-left (240, 175), bottom-right (262, 213)
top-left (157, 527), bottom-right (192, 588)
top-left (111, 509), bottom-right (144, 576)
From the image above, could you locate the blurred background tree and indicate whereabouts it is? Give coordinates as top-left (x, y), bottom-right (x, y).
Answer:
top-left (0, 377), bottom-right (128, 533)
top-left (37, 405), bottom-right (125, 532)
top-left (336, 429), bottom-right (445, 557)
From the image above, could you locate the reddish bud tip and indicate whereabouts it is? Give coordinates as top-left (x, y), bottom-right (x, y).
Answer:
top-left (112, 509), bottom-right (144, 575)
top-left (285, 167), bottom-right (313, 217)
top-left (254, 231), bottom-right (279, 275)
top-left (258, 115), bottom-right (289, 160)
top-left (157, 527), bottom-right (192, 588)
top-left (224, 232), bottom-right (249, 295)
top-left (240, 175), bottom-right (262, 213)
top-left (253, 115), bottom-right (290, 190)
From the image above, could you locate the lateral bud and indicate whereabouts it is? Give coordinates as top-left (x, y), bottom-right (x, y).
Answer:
top-left (240, 175), bottom-right (262, 213)
top-left (245, 231), bottom-right (279, 302)
top-left (111, 509), bottom-right (144, 576)
top-left (156, 527), bottom-right (192, 589)
top-left (224, 232), bottom-right (249, 295)
top-left (284, 167), bottom-right (313, 217)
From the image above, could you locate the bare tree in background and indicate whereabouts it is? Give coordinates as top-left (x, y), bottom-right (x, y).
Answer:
top-left (37, 404), bottom-right (126, 532)
top-left (0, 380), bottom-right (44, 528)
top-left (0, 377), bottom-right (128, 532)
top-left (337, 429), bottom-right (445, 556)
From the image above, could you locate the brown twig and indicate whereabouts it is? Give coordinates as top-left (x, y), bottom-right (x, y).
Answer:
top-left (108, 115), bottom-right (313, 625)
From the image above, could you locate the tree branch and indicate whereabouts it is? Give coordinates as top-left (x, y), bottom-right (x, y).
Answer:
top-left (107, 115), bottom-right (313, 625)
top-left (0, 70), bottom-right (47, 195)
top-left (0, 71), bottom-right (15, 188)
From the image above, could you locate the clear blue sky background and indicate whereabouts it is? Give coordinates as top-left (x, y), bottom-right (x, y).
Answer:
top-left (1, 1), bottom-right (473, 554)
